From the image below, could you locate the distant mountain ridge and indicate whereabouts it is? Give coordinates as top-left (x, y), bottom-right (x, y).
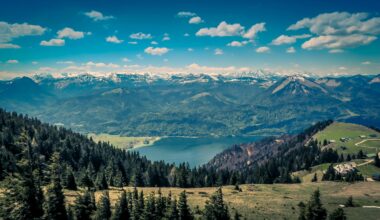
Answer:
top-left (0, 73), bottom-right (379, 136)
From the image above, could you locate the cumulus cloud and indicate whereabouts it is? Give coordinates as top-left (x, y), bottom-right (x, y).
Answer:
top-left (288, 12), bottom-right (380, 51)
top-left (196, 21), bottom-right (266, 39)
top-left (57, 61), bottom-right (74, 64)
top-left (40, 38), bottom-right (65, 46)
top-left (177, 11), bottom-right (197, 17)
top-left (57, 27), bottom-right (85, 39)
top-left (286, 46), bottom-right (296, 53)
top-left (256, 46), bottom-right (270, 53)
top-left (0, 21), bottom-right (46, 48)
top-left (84, 10), bottom-right (114, 21)
top-left (227, 40), bottom-right (249, 47)
top-left (128, 41), bottom-right (138, 45)
top-left (196, 21), bottom-right (244, 37)
top-left (214, 48), bottom-right (223, 55)
top-left (122, 58), bottom-right (131, 62)
top-left (151, 41), bottom-right (158, 45)
top-left (85, 61), bottom-right (120, 68)
top-left (242, 23), bottom-right (266, 39)
top-left (187, 48), bottom-right (194, 52)
top-left (302, 34), bottom-right (376, 50)
top-left (329, 49), bottom-right (344, 53)
top-left (189, 16), bottom-right (204, 24)
top-left (130, 32), bottom-right (152, 40)
top-left (271, 34), bottom-right (311, 45)
top-left (6, 59), bottom-right (18, 64)
top-left (106, 35), bottom-right (123, 43)
top-left (144, 47), bottom-right (170, 56)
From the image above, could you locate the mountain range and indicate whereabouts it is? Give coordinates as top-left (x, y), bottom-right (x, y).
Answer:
top-left (1, 72), bottom-right (380, 136)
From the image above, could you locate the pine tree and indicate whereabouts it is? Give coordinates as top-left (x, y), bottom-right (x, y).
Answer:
top-left (96, 172), bottom-right (108, 190)
top-left (95, 191), bottom-right (112, 220)
top-left (73, 190), bottom-right (96, 220)
top-left (178, 191), bottom-right (193, 220)
top-left (156, 188), bottom-right (166, 219)
top-left (167, 198), bottom-right (179, 220)
top-left (329, 208), bottom-right (346, 220)
top-left (44, 177), bottom-right (67, 220)
top-left (112, 190), bottom-right (130, 220)
top-left (66, 171), bottom-right (77, 190)
top-left (305, 189), bottom-right (327, 220)
top-left (298, 202), bottom-right (306, 220)
top-left (345, 196), bottom-right (354, 207)
top-left (143, 192), bottom-right (156, 220)
top-left (203, 188), bottom-right (230, 220)
top-left (81, 173), bottom-right (94, 189)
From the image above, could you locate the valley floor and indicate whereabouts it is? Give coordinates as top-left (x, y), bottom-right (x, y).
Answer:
top-left (64, 182), bottom-right (380, 220)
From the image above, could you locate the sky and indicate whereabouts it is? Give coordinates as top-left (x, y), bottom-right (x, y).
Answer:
top-left (1, 0), bottom-right (380, 79)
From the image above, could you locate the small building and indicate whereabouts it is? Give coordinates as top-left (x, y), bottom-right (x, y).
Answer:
top-left (359, 135), bottom-right (366, 139)
top-left (334, 162), bottom-right (357, 175)
top-left (329, 140), bottom-right (336, 143)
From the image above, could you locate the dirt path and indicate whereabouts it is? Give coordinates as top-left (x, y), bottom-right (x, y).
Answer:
top-left (356, 159), bottom-right (374, 167)
top-left (355, 139), bottom-right (380, 146)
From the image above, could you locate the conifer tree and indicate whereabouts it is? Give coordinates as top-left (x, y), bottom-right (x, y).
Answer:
top-left (143, 192), bottom-right (156, 220)
top-left (345, 196), bottom-right (354, 207)
top-left (95, 191), bottom-right (112, 220)
top-left (66, 171), bottom-right (77, 190)
top-left (96, 172), bottom-right (108, 190)
top-left (112, 190), bottom-right (129, 220)
top-left (311, 173), bottom-right (318, 182)
top-left (305, 189), bottom-right (327, 220)
top-left (156, 188), bottom-right (166, 219)
top-left (329, 208), bottom-right (346, 220)
top-left (167, 198), bottom-right (179, 220)
top-left (73, 190), bottom-right (96, 220)
top-left (178, 191), bottom-right (193, 220)
top-left (203, 188), bottom-right (230, 220)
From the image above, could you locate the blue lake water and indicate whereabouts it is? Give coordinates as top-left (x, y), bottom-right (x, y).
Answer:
top-left (135, 136), bottom-right (262, 167)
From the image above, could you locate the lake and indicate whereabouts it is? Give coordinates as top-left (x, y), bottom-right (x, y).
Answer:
top-left (135, 136), bottom-right (262, 167)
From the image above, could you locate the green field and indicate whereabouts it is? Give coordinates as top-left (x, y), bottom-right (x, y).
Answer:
top-left (314, 122), bottom-right (380, 155)
top-left (88, 133), bottom-right (161, 149)
top-left (64, 182), bottom-right (380, 220)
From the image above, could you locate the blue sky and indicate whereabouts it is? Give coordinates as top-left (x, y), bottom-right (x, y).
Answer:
top-left (1, 0), bottom-right (380, 79)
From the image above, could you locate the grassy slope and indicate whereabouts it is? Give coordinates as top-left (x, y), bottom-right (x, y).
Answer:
top-left (313, 122), bottom-right (380, 155)
top-left (88, 133), bottom-right (160, 149)
top-left (64, 182), bottom-right (380, 220)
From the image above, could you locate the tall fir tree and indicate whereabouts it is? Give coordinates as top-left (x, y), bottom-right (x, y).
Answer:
top-left (73, 190), bottom-right (96, 220)
top-left (203, 188), bottom-right (230, 220)
top-left (112, 190), bottom-right (130, 220)
top-left (305, 189), bottom-right (327, 220)
top-left (178, 191), bottom-right (193, 220)
top-left (95, 191), bottom-right (112, 220)
top-left (328, 208), bottom-right (346, 220)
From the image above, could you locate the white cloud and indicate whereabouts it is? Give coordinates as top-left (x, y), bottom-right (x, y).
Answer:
top-left (151, 41), bottom-right (158, 45)
top-left (6, 59), bottom-right (18, 64)
top-left (256, 46), bottom-right (270, 53)
top-left (187, 48), bottom-right (194, 52)
top-left (128, 41), bottom-right (138, 45)
top-left (85, 61), bottom-right (119, 68)
top-left (122, 58), bottom-right (131, 62)
top-left (84, 10), bottom-right (114, 21)
top-left (227, 40), bottom-right (249, 47)
top-left (214, 48), bottom-right (223, 55)
top-left (288, 12), bottom-right (380, 51)
top-left (57, 61), bottom-right (74, 64)
top-left (242, 22), bottom-right (266, 39)
top-left (302, 34), bottom-right (376, 50)
top-left (106, 35), bottom-right (123, 43)
top-left (31, 61), bottom-right (38, 65)
top-left (130, 32), bottom-right (152, 40)
top-left (40, 38), bottom-right (65, 46)
top-left (196, 21), bottom-right (244, 37)
top-left (0, 43), bottom-right (20, 49)
top-left (339, 66), bottom-right (347, 70)
top-left (162, 33), bottom-right (170, 41)
top-left (361, 61), bottom-right (371, 65)
top-left (271, 34), bottom-right (311, 45)
top-left (189, 16), bottom-right (204, 24)
top-left (286, 46), bottom-right (296, 53)
top-left (329, 49), bottom-right (344, 53)
top-left (177, 11), bottom-right (197, 17)
top-left (0, 21), bottom-right (46, 47)
top-left (144, 47), bottom-right (170, 56)
top-left (184, 33), bottom-right (190, 37)
top-left (57, 27), bottom-right (84, 39)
